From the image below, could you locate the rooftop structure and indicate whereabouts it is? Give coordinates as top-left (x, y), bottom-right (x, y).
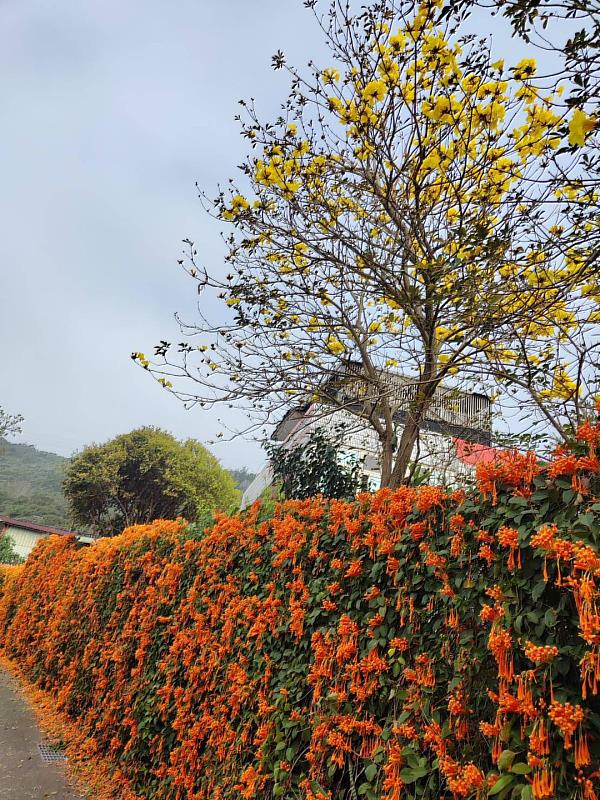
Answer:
top-left (241, 368), bottom-right (496, 508)
top-left (0, 515), bottom-right (95, 560)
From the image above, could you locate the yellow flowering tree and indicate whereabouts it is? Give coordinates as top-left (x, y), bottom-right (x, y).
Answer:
top-left (140, 0), bottom-right (598, 487)
top-left (445, 0), bottom-right (600, 108)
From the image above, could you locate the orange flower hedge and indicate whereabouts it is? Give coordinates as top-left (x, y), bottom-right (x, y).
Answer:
top-left (0, 421), bottom-right (599, 800)
top-left (0, 563), bottom-right (23, 592)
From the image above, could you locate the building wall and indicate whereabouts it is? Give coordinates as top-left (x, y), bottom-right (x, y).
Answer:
top-left (241, 404), bottom-right (482, 507)
top-left (316, 409), bottom-right (478, 487)
top-left (240, 465), bottom-right (274, 510)
top-left (4, 525), bottom-right (46, 559)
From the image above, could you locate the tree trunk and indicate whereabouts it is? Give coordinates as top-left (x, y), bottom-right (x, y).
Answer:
top-left (384, 374), bottom-right (441, 489)
top-left (386, 414), bottom-right (420, 488)
top-left (379, 435), bottom-right (394, 487)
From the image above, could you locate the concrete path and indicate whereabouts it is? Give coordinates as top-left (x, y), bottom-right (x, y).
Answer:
top-left (0, 666), bottom-right (83, 799)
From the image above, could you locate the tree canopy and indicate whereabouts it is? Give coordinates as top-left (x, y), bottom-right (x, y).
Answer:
top-left (137, 0), bottom-right (599, 488)
top-left (265, 425), bottom-right (363, 500)
top-left (443, 0), bottom-right (600, 107)
top-left (63, 427), bottom-right (239, 535)
top-left (0, 533), bottom-right (23, 566)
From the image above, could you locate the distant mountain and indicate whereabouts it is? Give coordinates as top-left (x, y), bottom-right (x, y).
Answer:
top-left (0, 438), bottom-right (256, 528)
top-left (0, 439), bottom-right (70, 527)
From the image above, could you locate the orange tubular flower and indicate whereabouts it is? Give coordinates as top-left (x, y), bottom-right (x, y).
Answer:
top-left (477, 449), bottom-right (540, 504)
top-left (530, 524), bottom-right (557, 552)
top-left (446, 607), bottom-right (460, 629)
top-left (381, 742), bottom-right (405, 800)
top-left (547, 453), bottom-right (579, 479)
top-left (580, 650), bottom-right (600, 699)
top-left (486, 585), bottom-right (505, 602)
top-left (449, 514), bottom-right (465, 533)
top-left (478, 544), bottom-right (496, 565)
top-left (462, 764), bottom-right (484, 790)
top-left (488, 627), bottom-right (514, 681)
top-left (479, 721), bottom-right (501, 737)
top-left (548, 700), bottom-right (584, 749)
top-left (582, 777), bottom-right (599, 800)
top-left (409, 521), bottom-right (428, 541)
top-left (532, 767), bottom-right (555, 800)
top-left (497, 526), bottom-right (521, 570)
top-left (386, 555), bottom-right (400, 577)
top-left (529, 718), bottom-right (550, 756)
top-left (480, 603), bottom-right (504, 623)
top-left (575, 732), bottom-right (591, 768)
top-left (523, 642), bottom-right (559, 664)
top-left (415, 486), bottom-right (446, 514)
top-left (337, 614), bottom-right (358, 641)
top-left (450, 531), bottom-right (464, 557)
top-left (344, 559), bottom-right (363, 579)
top-left (393, 722), bottom-right (418, 740)
top-left (576, 419), bottom-right (600, 448)
top-left (364, 585), bottom-right (381, 601)
top-left (368, 612), bottom-right (385, 637)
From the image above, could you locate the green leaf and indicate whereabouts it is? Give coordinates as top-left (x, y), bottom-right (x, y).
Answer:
top-left (544, 609), bottom-right (557, 628)
top-left (575, 512), bottom-right (594, 530)
top-left (513, 615), bottom-right (522, 634)
top-left (531, 581), bottom-right (546, 601)
top-left (399, 767), bottom-right (428, 783)
top-left (498, 750), bottom-right (516, 771)
top-left (511, 763), bottom-right (532, 775)
top-left (489, 774), bottom-right (515, 795)
top-left (365, 764), bottom-right (378, 782)
top-left (508, 496), bottom-right (528, 506)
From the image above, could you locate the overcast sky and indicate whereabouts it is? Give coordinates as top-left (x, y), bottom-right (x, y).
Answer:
top-left (0, 1), bottom-right (555, 470)
top-left (1, 0), bottom-right (323, 469)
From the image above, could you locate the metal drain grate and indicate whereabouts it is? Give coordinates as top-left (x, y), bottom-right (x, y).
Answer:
top-left (38, 742), bottom-right (66, 763)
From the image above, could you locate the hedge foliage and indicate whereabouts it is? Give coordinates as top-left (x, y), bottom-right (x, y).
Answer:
top-left (0, 418), bottom-right (599, 800)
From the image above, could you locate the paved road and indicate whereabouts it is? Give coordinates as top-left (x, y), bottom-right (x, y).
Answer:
top-left (0, 666), bottom-right (83, 799)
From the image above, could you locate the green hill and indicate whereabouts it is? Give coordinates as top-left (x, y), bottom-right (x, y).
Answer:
top-left (0, 438), bottom-right (253, 528)
top-left (0, 440), bottom-right (70, 527)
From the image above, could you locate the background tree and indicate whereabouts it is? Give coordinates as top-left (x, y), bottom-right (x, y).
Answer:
top-left (228, 467), bottom-right (257, 493)
top-left (0, 406), bottom-right (23, 441)
top-left (63, 427), bottom-right (239, 536)
top-left (265, 425), bottom-right (363, 500)
top-left (138, 0), bottom-right (598, 487)
top-left (0, 533), bottom-right (23, 565)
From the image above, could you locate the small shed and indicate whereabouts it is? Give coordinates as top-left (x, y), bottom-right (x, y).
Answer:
top-left (0, 515), bottom-right (95, 560)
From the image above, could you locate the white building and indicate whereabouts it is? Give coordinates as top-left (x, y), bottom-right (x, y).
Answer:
top-left (242, 366), bottom-right (496, 508)
top-left (0, 515), bottom-right (94, 561)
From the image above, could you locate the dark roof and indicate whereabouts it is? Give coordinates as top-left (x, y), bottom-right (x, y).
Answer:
top-left (0, 515), bottom-right (78, 537)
